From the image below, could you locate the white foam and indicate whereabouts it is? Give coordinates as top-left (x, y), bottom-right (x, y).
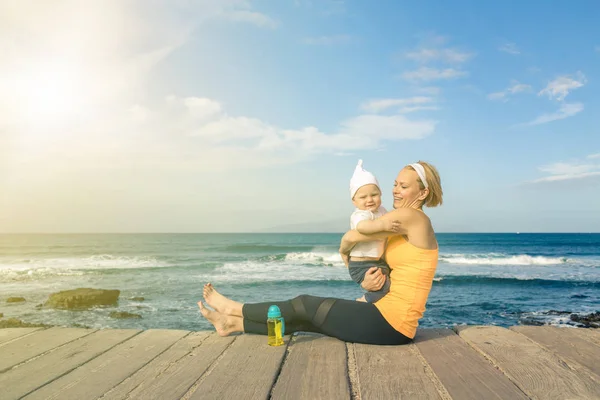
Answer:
top-left (199, 260), bottom-right (348, 283)
top-left (0, 255), bottom-right (170, 271)
top-left (517, 311), bottom-right (589, 328)
top-left (284, 251), bottom-right (345, 266)
top-left (436, 263), bottom-right (600, 282)
top-left (0, 255), bottom-right (171, 281)
top-left (440, 254), bottom-right (568, 266)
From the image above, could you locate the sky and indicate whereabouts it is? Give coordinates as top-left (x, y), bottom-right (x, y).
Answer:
top-left (1, 0), bottom-right (599, 233)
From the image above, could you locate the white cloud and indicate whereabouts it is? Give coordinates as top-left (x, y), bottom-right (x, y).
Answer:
top-left (531, 160), bottom-right (600, 183)
top-left (3, 92), bottom-right (437, 181)
top-left (539, 162), bottom-right (597, 175)
top-left (401, 67), bottom-right (468, 82)
top-left (302, 35), bottom-right (353, 45)
top-left (192, 116), bottom-right (277, 143)
top-left (488, 82), bottom-right (532, 101)
top-left (499, 43), bottom-right (520, 55)
top-left (508, 83), bottom-right (531, 94)
top-left (360, 97), bottom-right (434, 113)
top-left (182, 97), bottom-right (222, 120)
top-left (532, 171), bottom-right (600, 183)
top-left (415, 86), bottom-right (441, 95)
top-left (398, 106), bottom-right (439, 114)
top-left (204, 98), bottom-right (434, 150)
top-left (223, 10), bottom-right (278, 29)
top-left (525, 103), bottom-right (584, 125)
top-left (406, 48), bottom-right (473, 63)
top-left (538, 72), bottom-right (586, 101)
top-left (587, 153), bottom-right (600, 159)
top-left (488, 92), bottom-right (507, 101)
top-left (401, 37), bottom-right (472, 83)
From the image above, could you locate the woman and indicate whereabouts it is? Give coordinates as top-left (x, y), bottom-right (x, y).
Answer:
top-left (198, 161), bottom-right (442, 345)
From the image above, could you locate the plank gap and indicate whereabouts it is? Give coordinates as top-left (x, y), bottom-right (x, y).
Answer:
top-left (267, 333), bottom-right (296, 400)
top-left (346, 343), bottom-right (361, 400)
top-left (409, 343), bottom-right (453, 400)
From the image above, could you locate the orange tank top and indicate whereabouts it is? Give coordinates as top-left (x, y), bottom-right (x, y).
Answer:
top-left (374, 235), bottom-right (439, 338)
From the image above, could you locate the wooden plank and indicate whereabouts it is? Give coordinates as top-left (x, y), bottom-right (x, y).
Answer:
top-left (187, 334), bottom-right (288, 400)
top-left (0, 327), bottom-right (94, 372)
top-left (456, 326), bottom-right (600, 399)
top-left (0, 327), bottom-right (44, 345)
top-left (511, 326), bottom-right (600, 378)
top-left (271, 334), bottom-right (350, 400)
top-left (568, 328), bottom-right (600, 347)
top-left (415, 329), bottom-right (528, 400)
top-left (353, 341), bottom-right (444, 399)
top-left (100, 332), bottom-right (235, 400)
top-left (1, 329), bottom-right (140, 400)
top-left (23, 329), bottom-right (189, 400)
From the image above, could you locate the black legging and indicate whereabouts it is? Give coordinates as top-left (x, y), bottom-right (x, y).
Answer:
top-left (242, 294), bottom-right (411, 345)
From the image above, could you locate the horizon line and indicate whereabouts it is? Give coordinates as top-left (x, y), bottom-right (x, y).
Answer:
top-left (1, 231), bottom-right (599, 235)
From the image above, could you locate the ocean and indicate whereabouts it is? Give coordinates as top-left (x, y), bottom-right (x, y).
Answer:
top-left (1, 233), bottom-right (598, 332)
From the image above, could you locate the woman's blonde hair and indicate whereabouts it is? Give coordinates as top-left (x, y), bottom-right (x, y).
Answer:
top-left (406, 161), bottom-right (443, 207)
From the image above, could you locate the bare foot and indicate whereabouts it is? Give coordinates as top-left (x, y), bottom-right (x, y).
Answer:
top-left (356, 296), bottom-right (366, 302)
top-left (203, 283), bottom-right (243, 317)
top-left (197, 301), bottom-right (240, 337)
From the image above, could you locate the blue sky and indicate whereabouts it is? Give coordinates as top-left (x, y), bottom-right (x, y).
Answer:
top-left (1, 0), bottom-right (599, 232)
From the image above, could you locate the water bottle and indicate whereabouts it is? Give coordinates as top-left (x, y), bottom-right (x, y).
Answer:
top-left (267, 305), bottom-right (285, 346)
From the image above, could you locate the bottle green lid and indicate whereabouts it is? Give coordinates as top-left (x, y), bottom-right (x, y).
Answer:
top-left (267, 305), bottom-right (281, 318)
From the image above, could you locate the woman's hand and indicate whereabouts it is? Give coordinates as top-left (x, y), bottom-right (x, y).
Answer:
top-left (361, 267), bottom-right (385, 291)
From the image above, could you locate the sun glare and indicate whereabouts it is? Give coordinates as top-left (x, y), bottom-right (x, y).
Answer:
top-left (17, 60), bottom-right (85, 124)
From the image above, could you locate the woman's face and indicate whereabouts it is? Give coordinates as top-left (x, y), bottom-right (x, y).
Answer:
top-left (392, 168), bottom-right (428, 209)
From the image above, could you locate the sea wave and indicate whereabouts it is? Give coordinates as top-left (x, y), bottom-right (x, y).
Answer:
top-left (284, 251), bottom-right (344, 265)
top-left (439, 253), bottom-right (569, 266)
top-left (200, 260), bottom-right (348, 283)
top-left (0, 255), bottom-right (171, 276)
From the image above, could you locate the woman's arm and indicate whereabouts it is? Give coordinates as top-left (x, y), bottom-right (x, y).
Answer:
top-left (340, 208), bottom-right (416, 251)
top-left (339, 208), bottom-right (419, 263)
top-left (339, 230), bottom-right (391, 254)
top-left (356, 218), bottom-right (401, 235)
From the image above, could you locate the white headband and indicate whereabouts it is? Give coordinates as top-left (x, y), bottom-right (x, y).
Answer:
top-left (409, 163), bottom-right (428, 188)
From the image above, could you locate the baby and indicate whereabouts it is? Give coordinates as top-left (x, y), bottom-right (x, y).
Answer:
top-left (347, 159), bottom-right (400, 302)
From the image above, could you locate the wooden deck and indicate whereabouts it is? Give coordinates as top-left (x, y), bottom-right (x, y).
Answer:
top-left (0, 326), bottom-right (599, 399)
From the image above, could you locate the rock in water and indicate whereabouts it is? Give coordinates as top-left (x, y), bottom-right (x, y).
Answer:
top-left (0, 318), bottom-right (50, 328)
top-left (570, 312), bottom-right (600, 328)
top-left (45, 288), bottom-right (120, 310)
top-left (6, 297), bottom-right (26, 303)
top-left (109, 311), bottom-right (142, 319)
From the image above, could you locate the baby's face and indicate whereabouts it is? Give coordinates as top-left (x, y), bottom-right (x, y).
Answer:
top-left (352, 184), bottom-right (382, 211)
